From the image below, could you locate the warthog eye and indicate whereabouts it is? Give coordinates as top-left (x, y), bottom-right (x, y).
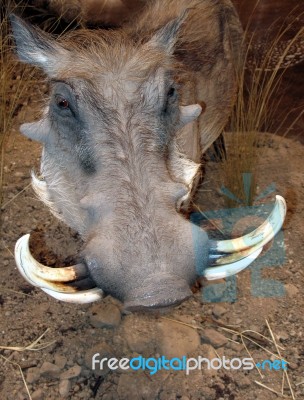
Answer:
top-left (167, 87), bottom-right (175, 98)
top-left (163, 86), bottom-right (178, 115)
top-left (56, 97), bottom-right (70, 110)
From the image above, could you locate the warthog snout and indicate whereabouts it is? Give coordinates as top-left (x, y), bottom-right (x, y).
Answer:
top-left (123, 274), bottom-right (193, 311)
top-left (81, 217), bottom-right (207, 310)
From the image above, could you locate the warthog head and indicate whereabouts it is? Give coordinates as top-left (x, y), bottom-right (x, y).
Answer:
top-left (11, 9), bottom-right (286, 311)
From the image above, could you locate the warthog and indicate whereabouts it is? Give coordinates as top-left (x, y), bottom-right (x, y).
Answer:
top-left (11, 0), bottom-right (286, 311)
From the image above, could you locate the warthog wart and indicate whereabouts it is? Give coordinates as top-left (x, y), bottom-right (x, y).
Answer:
top-left (11, 0), bottom-right (287, 311)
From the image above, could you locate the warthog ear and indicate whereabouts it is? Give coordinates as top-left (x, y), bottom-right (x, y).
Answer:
top-left (147, 10), bottom-right (188, 54)
top-left (10, 14), bottom-right (64, 74)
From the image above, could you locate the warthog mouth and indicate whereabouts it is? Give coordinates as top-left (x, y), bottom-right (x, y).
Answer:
top-left (15, 196), bottom-right (286, 310)
top-left (123, 273), bottom-right (194, 312)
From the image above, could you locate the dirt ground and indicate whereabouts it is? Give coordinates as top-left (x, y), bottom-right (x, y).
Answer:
top-left (0, 94), bottom-right (304, 400)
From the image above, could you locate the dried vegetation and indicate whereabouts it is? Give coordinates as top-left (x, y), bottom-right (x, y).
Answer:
top-left (221, 8), bottom-right (304, 207)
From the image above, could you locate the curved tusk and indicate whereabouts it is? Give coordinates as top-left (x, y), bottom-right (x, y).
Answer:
top-left (204, 247), bottom-right (262, 280)
top-left (209, 195), bottom-right (286, 254)
top-left (15, 234), bottom-right (104, 303)
top-left (209, 240), bottom-right (265, 266)
top-left (203, 195), bottom-right (287, 280)
top-left (41, 287), bottom-right (104, 304)
top-left (15, 234), bottom-right (92, 294)
top-left (15, 255), bottom-right (81, 293)
top-left (15, 234), bottom-right (88, 282)
top-left (209, 213), bottom-right (282, 266)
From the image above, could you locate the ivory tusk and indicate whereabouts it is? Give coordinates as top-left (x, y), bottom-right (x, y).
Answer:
top-left (208, 242), bottom-right (261, 266)
top-left (15, 234), bottom-right (104, 302)
top-left (209, 195), bottom-right (286, 254)
top-left (15, 234), bottom-right (87, 282)
top-left (41, 287), bottom-right (104, 304)
top-left (204, 247), bottom-right (262, 280)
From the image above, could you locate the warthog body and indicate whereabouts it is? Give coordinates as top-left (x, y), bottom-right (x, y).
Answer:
top-left (11, 0), bottom-right (286, 311)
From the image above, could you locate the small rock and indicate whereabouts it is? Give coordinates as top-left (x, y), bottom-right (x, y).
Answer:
top-left (200, 329), bottom-right (228, 348)
top-left (60, 365), bottom-right (82, 380)
top-left (84, 342), bottom-right (114, 376)
top-left (200, 343), bottom-right (217, 359)
top-left (229, 317), bottom-right (242, 326)
top-left (31, 389), bottom-right (44, 400)
top-left (236, 375), bottom-right (251, 388)
top-left (26, 367), bottom-right (41, 384)
top-left (123, 315), bottom-right (155, 355)
top-left (285, 284), bottom-right (299, 297)
top-left (40, 361), bottom-right (61, 379)
top-left (212, 305), bottom-right (227, 318)
top-left (59, 380), bottom-right (71, 397)
top-left (288, 362), bottom-right (298, 370)
top-left (89, 303), bottom-right (121, 329)
top-left (157, 319), bottom-right (200, 358)
top-left (277, 331), bottom-right (289, 342)
top-left (212, 382), bottom-right (225, 394)
top-left (227, 341), bottom-right (242, 352)
top-left (54, 354), bottom-right (67, 369)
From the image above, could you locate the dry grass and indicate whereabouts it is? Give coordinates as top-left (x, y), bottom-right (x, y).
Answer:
top-left (0, 328), bottom-right (55, 351)
top-left (0, 1), bottom-right (36, 207)
top-left (0, 1), bottom-right (77, 209)
top-left (221, 11), bottom-right (304, 207)
top-left (0, 328), bottom-right (56, 400)
top-left (22, 0), bottom-right (85, 32)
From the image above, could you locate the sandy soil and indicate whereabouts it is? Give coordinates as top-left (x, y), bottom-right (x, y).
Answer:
top-left (0, 99), bottom-right (304, 400)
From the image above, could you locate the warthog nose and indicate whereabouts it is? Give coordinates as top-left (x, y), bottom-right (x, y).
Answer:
top-left (123, 273), bottom-right (193, 312)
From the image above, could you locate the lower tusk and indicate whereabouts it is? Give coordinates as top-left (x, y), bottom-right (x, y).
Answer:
top-left (15, 234), bottom-right (104, 303)
top-left (15, 234), bottom-right (88, 283)
top-left (41, 287), bottom-right (104, 304)
top-left (15, 234), bottom-right (89, 293)
top-left (203, 195), bottom-right (287, 280)
top-left (210, 195), bottom-right (286, 254)
top-left (15, 255), bottom-right (82, 293)
top-left (204, 247), bottom-right (262, 280)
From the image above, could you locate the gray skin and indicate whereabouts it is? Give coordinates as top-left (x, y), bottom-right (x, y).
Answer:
top-left (10, 0), bottom-right (242, 310)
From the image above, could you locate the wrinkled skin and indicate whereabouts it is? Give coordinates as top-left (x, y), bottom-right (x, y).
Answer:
top-left (11, 0), bottom-right (244, 310)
